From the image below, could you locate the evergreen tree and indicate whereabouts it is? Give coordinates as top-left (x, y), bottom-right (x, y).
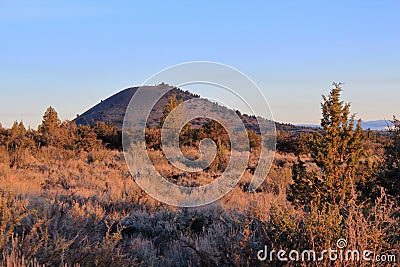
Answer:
top-left (160, 95), bottom-right (182, 127)
top-left (203, 120), bottom-right (229, 148)
top-left (75, 125), bottom-right (102, 151)
top-left (288, 83), bottom-right (364, 209)
top-left (93, 121), bottom-right (121, 149)
top-left (379, 116), bottom-right (400, 201)
top-left (160, 95), bottom-right (191, 147)
top-left (38, 106), bottom-right (61, 146)
top-left (287, 158), bottom-right (325, 207)
top-left (209, 138), bottom-right (228, 173)
top-left (59, 120), bottom-right (78, 150)
top-left (8, 121), bottom-right (28, 151)
top-left (247, 130), bottom-right (261, 150)
top-left (145, 128), bottom-right (161, 150)
top-left (11, 121), bottom-right (26, 137)
top-left (39, 106), bottom-right (61, 135)
top-left (0, 123), bottom-right (5, 146)
top-left (6, 121), bottom-right (34, 168)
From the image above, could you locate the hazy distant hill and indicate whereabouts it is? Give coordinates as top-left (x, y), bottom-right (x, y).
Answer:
top-left (297, 120), bottom-right (393, 131)
top-left (74, 84), bottom-right (312, 133)
top-left (361, 120), bottom-right (393, 131)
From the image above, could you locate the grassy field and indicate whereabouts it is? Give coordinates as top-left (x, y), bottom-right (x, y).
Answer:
top-left (0, 142), bottom-right (398, 266)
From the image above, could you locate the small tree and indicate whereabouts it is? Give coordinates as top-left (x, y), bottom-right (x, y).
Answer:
top-left (93, 121), bottom-right (121, 149)
top-left (160, 95), bottom-right (191, 148)
top-left (0, 124), bottom-right (5, 146)
top-left (208, 139), bottom-right (228, 173)
top-left (7, 121), bottom-right (34, 168)
top-left (38, 106), bottom-right (61, 146)
top-left (10, 121), bottom-right (26, 137)
top-left (160, 95), bottom-right (182, 127)
top-left (288, 83), bottom-right (364, 209)
top-left (75, 125), bottom-right (102, 152)
top-left (59, 120), bottom-right (78, 150)
top-left (7, 121), bottom-right (36, 151)
top-left (39, 106), bottom-right (60, 135)
top-left (247, 130), bottom-right (261, 150)
top-left (202, 120), bottom-right (229, 148)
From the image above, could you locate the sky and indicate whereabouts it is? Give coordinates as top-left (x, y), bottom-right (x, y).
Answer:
top-left (1, 0), bottom-right (399, 128)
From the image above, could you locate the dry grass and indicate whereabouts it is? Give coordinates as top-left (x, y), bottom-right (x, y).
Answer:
top-left (0, 145), bottom-right (398, 266)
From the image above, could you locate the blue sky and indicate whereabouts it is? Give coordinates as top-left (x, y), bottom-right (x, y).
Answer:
top-left (1, 0), bottom-right (399, 128)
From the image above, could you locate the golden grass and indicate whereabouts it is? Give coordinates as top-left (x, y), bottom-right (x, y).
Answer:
top-left (0, 146), bottom-right (398, 266)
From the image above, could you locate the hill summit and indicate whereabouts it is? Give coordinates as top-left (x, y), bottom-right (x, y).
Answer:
top-left (75, 84), bottom-right (200, 129)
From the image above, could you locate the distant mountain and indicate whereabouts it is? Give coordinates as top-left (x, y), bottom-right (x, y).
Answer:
top-left (361, 120), bottom-right (393, 131)
top-left (297, 120), bottom-right (393, 131)
top-left (74, 84), bottom-right (313, 133)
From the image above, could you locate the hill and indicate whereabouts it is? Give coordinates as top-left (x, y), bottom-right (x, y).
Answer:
top-left (74, 84), bottom-right (314, 133)
top-left (74, 84), bottom-right (200, 128)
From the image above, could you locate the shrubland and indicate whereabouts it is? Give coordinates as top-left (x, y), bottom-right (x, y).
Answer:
top-left (0, 85), bottom-right (398, 266)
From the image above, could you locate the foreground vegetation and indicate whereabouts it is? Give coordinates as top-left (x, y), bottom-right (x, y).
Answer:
top-left (0, 84), bottom-right (399, 266)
